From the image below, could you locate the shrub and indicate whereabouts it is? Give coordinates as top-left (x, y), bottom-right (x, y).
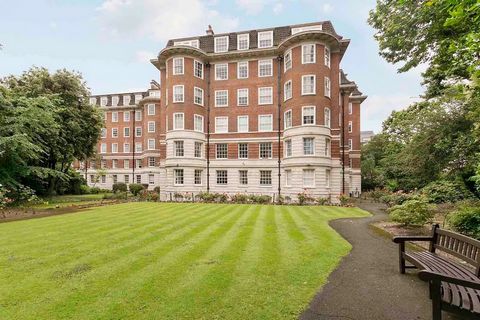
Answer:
top-left (216, 193), bottom-right (228, 203)
top-left (79, 185), bottom-right (91, 195)
top-left (380, 191), bottom-right (416, 207)
top-left (173, 192), bottom-right (184, 201)
top-left (153, 186), bottom-right (160, 193)
top-left (284, 196), bottom-right (292, 203)
top-left (297, 191), bottom-right (315, 205)
top-left (231, 193), bottom-right (249, 204)
top-left (129, 184), bottom-right (144, 196)
top-left (277, 194), bottom-right (285, 204)
top-left (139, 190), bottom-right (159, 202)
top-left (421, 179), bottom-right (473, 204)
top-left (389, 199), bottom-right (435, 226)
top-left (366, 189), bottom-right (390, 202)
top-left (112, 182), bottom-right (127, 193)
top-left (338, 194), bottom-right (350, 206)
top-left (256, 195), bottom-right (272, 204)
top-left (90, 187), bottom-right (101, 194)
top-left (447, 206), bottom-right (480, 240)
top-left (198, 192), bottom-right (216, 203)
top-left (103, 192), bottom-right (128, 200)
top-left (316, 197), bottom-right (329, 205)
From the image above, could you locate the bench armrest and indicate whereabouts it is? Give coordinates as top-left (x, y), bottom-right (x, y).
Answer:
top-left (392, 236), bottom-right (433, 244)
top-left (418, 270), bottom-right (480, 290)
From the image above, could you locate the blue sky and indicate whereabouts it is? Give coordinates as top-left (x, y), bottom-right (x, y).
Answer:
top-left (0, 0), bottom-right (424, 132)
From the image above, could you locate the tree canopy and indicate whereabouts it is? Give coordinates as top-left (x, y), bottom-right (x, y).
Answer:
top-left (0, 67), bottom-right (102, 198)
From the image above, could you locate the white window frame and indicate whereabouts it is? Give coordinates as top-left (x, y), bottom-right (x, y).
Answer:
top-left (237, 88), bottom-right (249, 106)
top-left (348, 138), bottom-right (353, 151)
top-left (258, 114), bottom-right (273, 132)
top-left (237, 61), bottom-right (249, 79)
top-left (194, 142), bottom-right (202, 158)
top-left (148, 174), bottom-right (155, 185)
top-left (324, 46), bottom-right (331, 68)
top-left (215, 116), bottom-right (228, 133)
top-left (112, 143), bottom-right (118, 154)
top-left (174, 140), bottom-right (184, 157)
top-left (123, 95), bottom-right (131, 106)
top-left (194, 114), bottom-right (204, 132)
top-left (194, 87), bottom-right (204, 106)
top-left (173, 57), bottom-right (184, 75)
top-left (135, 127), bottom-right (142, 137)
top-left (284, 110), bottom-right (292, 129)
top-left (124, 143), bottom-right (130, 153)
top-left (215, 90), bottom-right (228, 107)
top-left (326, 169), bottom-right (331, 188)
top-left (348, 121), bottom-right (353, 133)
top-left (100, 97), bottom-right (107, 106)
top-left (147, 104), bottom-right (155, 115)
top-left (284, 139), bottom-right (292, 157)
top-left (173, 112), bottom-right (184, 130)
top-left (302, 106), bottom-right (316, 125)
top-left (135, 143), bottom-right (142, 153)
top-left (258, 87), bottom-right (273, 105)
top-left (303, 169), bottom-right (315, 187)
top-left (214, 36), bottom-right (229, 53)
top-left (284, 50), bottom-right (292, 71)
top-left (100, 143), bottom-right (107, 154)
top-left (194, 169), bottom-right (203, 185)
top-left (285, 169), bottom-right (292, 187)
top-left (303, 137), bottom-right (315, 155)
top-left (259, 170), bottom-right (272, 186)
top-left (325, 138), bottom-right (331, 156)
top-left (123, 111), bottom-right (130, 122)
top-left (148, 121), bottom-right (155, 133)
top-left (148, 157), bottom-right (155, 167)
top-left (123, 127), bottom-right (130, 137)
top-left (237, 115), bottom-right (249, 133)
top-left (216, 144), bottom-right (228, 159)
top-left (174, 169), bottom-right (184, 185)
top-left (238, 143), bottom-right (248, 159)
top-left (348, 102), bottom-right (353, 114)
top-left (111, 111), bottom-right (118, 122)
top-left (284, 80), bottom-right (292, 101)
top-left (111, 128), bottom-right (118, 138)
top-left (257, 30), bottom-right (273, 48)
top-left (194, 60), bottom-right (204, 79)
top-left (259, 142), bottom-right (272, 159)
top-left (215, 63), bottom-right (228, 80)
top-left (124, 159), bottom-right (130, 169)
top-left (148, 139), bottom-right (155, 150)
top-left (302, 44), bottom-right (316, 64)
top-left (258, 59), bottom-right (273, 77)
top-left (324, 107), bottom-right (331, 128)
top-left (101, 128), bottom-right (107, 138)
top-left (302, 75), bottom-right (316, 95)
top-left (173, 85), bottom-right (184, 103)
top-left (237, 33), bottom-right (249, 50)
top-left (216, 170), bottom-right (228, 185)
top-left (239, 170), bottom-right (248, 185)
top-left (135, 110), bottom-right (142, 121)
top-left (324, 77), bottom-right (331, 98)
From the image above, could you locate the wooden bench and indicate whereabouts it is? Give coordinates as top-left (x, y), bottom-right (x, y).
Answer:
top-left (393, 224), bottom-right (480, 320)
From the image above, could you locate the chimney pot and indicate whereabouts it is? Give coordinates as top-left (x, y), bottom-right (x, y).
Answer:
top-left (206, 25), bottom-right (214, 35)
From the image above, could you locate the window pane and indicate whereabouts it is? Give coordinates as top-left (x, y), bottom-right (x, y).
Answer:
top-left (215, 117), bottom-right (228, 133)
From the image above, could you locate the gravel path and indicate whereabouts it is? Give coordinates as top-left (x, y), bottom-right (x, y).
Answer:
top-left (300, 200), bottom-right (458, 320)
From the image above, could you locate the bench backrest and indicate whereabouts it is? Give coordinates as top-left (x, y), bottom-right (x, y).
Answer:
top-left (431, 224), bottom-right (480, 277)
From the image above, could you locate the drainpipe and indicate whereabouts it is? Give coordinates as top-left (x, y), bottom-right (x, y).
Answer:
top-left (276, 56), bottom-right (283, 202)
top-left (132, 102), bottom-right (136, 184)
top-left (341, 91), bottom-right (345, 195)
top-left (206, 63), bottom-right (211, 192)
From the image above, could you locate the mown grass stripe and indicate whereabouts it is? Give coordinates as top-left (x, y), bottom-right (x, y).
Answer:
top-left (78, 204), bottom-right (246, 320)
top-left (152, 205), bottom-right (260, 319)
top-left (0, 204), bottom-right (229, 315)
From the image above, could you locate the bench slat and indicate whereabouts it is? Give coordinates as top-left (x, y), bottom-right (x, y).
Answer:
top-left (406, 251), bottom-right (480, 312)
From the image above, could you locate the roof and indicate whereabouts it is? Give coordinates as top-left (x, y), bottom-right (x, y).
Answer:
top-left (166, 21), bottom-right (342, 54)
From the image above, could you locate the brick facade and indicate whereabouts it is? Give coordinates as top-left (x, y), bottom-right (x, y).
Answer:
top-left (77, 21), bottom-right (366, 202)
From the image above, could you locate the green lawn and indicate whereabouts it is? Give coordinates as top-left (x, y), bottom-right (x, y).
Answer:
top-left (30, 193), bottom-right (112, 209)
top-left (0, 203), bottom-right (369, 319)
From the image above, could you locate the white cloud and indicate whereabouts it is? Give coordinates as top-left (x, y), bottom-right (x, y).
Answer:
top-left (361, 94), bottom-right (421, 132)
top-left (322, 3), bottom-right (333, 13)
top-left (97, 0), bottom-right (239, 42)
top-left (273, 2), bottom-right (283, 15)
top-left (135, 50), bottom-right (155, 63)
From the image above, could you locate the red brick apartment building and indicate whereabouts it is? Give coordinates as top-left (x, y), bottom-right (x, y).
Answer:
top-left (78, 21), bottom-right (366, 202)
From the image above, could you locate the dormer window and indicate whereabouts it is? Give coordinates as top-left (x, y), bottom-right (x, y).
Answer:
top-left (100, 97), bottom-right (107, 106)
top-left (173, 39), bottom-right (199, 48)
top-left (112, 96), bottom-right (119, 106)
top-left (258, 31), bottom-right (273, 48)
top-left (134, 94), bottom-right (142, 104)
top-left (123, 95), bottom-right (131, 105)
top-left (214, 36), bottom-right (229, 53)
top-left (237, 33), bottom-right (249, 50)
top-left (89, 97), bottom-right (97, 105)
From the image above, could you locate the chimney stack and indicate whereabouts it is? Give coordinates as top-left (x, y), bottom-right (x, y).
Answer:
top-left (206, 25), bottom-right (214, 35)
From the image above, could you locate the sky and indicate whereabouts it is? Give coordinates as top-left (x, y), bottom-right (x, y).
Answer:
top-left (0, 0), bottom-right (425, 132)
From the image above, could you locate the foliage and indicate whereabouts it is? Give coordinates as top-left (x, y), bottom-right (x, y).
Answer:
top-left (379, 191), bottom-right (417, 207)
top-left (249, 194), bottom-right (271, 204)
top-left (420, 179), bottom-right (473, 203)
top-left (369, 0), bottom-right (480, 96)
top-left (112, 182), bottom-right (127, 193)
top-left (79, 185), bottom-right (91, 195)
top-left (0, 67), bottom-right (102, 198)
top-left (103, 192), bottom-right (128, 200)
top-left (364, 189), bottom-right (390, 202)
top-left (139, 190), bottom-right (159, 202)
top-left (389, 199), bottom-right (436, 226)
top-left (128, 184), bottom-right (144, 196)
top-left (447, 205), bottom-right (480, 240)
top-left (297, 191), bottom-right (315, 205)
top-left (231, 193), bottom-right (249, 204)
top-left (153, 186), bottom-right (160, 193)
top-left (338, 194), bottom-right (350, 206)
top-left (316, 197), bottom-right (329, 205)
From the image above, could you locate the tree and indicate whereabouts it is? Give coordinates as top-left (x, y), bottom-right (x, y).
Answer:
top-left (0, 67), bottom-right (102, 196)
top-left (369, 0), bottom-right (480, 97)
